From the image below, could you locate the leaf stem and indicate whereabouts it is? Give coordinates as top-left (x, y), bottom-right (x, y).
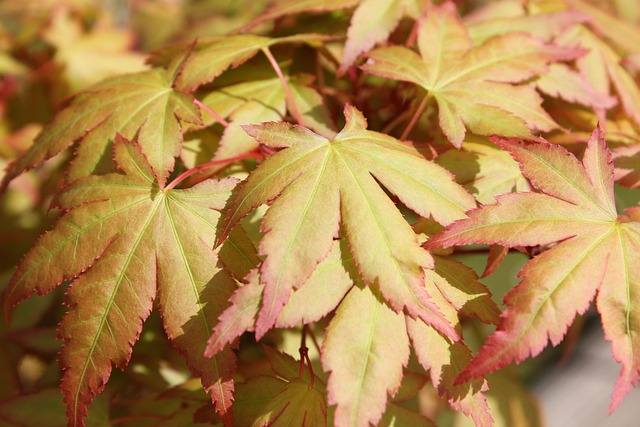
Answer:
top-left (262, 46), bottom-right (305, 127)
top-left (299, 324), bottom-right (315, 387)
top-left (381, 108), bottom-right (413, 135)
top-left (194, 99), bottom-right (229, 127)
top-left (164, 151), bottom-right (262, 191)
top-left (406, 20), bottom-right (420, 47)
top-left (401, 93), bottom-right (431, 140)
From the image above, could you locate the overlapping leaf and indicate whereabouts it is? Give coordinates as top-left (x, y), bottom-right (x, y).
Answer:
top-left (205, 240), bottom-right (353, 357)
top-left (362, 2), bottom-right (581, 147)
top-left (465, 2), bottom-right (587, 44)
top-left (535, 63), bottom-right (617, 110)
top-left (323, 285), bottom-right (409, 427)
top-left (246, 0), bottom-right (360, 30)
top-left (200, 75), bottom-right (335, 162)
top-left (435, 136), bottom-right (531, 204)
top-left (217, 104), bottom-right (475, 341)
top-left (557, 24), bottom-right (640, 127)
top-left (428, 127), bottom-right (640, 412)
top-left (246, 0), bottom-right (425, 73)
top-left (149, 33), bottom-right (332, 92)
top-left (1, 67), bottom-right (201, 190)
top-left (568, 0), bottom-right (640, 55)
top-left (3, 136), bottom-right (238, 426)
top-left (43, 8), bottom-right (147, 92)
top-left (252, 379), bottom-right (327, 426)
top-left (339, 0), bottom-right (425, 74)
top-left (613, 144), bottom-right (640, 188)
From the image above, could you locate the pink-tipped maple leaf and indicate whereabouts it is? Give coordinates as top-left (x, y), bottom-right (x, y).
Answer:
top-left (4, 135), bottom-right (238, 426)
top-left (1, 68), bottom-right (201, 191)
top-left (362, 2), bottom-right (583, 147)
top-left (323, 284), bottom-right (410, 427)
top-left (217, 104), bottom-right (475, 341)
top-left (244, 0), bottom-right (426, 74)
top-left (428, 127), bottom-right (640, 413)
top-left (205, 240), bottom-right (354, 357)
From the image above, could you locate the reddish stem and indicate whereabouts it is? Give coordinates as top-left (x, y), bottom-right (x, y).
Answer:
top-left (401, 94), bottom-right (430, 140)
top-left (164, 152), bottom-right (262, 191)
top-left (299, 325), bottom-right (316, 387)
top-left (194, 99), bottom-right (229, 127)
top-left (262, 46), bottom-right (305, 127)
top-left (406, 19), bottom-right (420, 47)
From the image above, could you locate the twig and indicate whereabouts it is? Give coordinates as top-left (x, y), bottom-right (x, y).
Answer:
top-left (262, 46), bottom-right (305, 127)
top-left (193, 99), bottom-right (229, 127)
top-left (165, 152), bottom-right (262, 191)
top-left (401, 93), bottom-right (431, 140)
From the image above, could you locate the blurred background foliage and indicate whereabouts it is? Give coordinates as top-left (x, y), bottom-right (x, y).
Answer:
top-left (1, 0), bottom-right (639, 426)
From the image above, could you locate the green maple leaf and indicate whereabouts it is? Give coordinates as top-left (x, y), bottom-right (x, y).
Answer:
top-left (1, 66), bottom-right (201, 190)
top-left (247, 0), bottom-right (360, 29)
top-left (252, 379), bottom-right (327, 426)
top-left (3, 135), bottom-right (238, 426)
top-left (149, 33), bottom-right (332, 92)
top-left (435, 136), bottom-right (531, 204)
top-left (217, 104), bottom-right (475, 340)
top-left (200, 74), bottom-right (335, 162)
top-left (362, 2), bottom-right (580, 147)
top-left (428, 127), bottom-right (640, 412)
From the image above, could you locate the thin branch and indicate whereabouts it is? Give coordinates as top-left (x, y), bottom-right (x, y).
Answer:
top-left (194, 99), bottom-right (229, 127)
top-left (299, 325), bottom-right (307, 380)
top-left (306, 325), bottom-right (321, 354)
top-left (381, 108), bottom-right (413, 135)
top-left (262, 46), bottom-right (305, 127)
top-left (401, 93), bottom-right (431, 140)
top-left (406, 20), bottom-right (420, 47)
top-left (165, 152), bottom-right (262, 191)
top-left (299, 324), bottom-right (315, 387)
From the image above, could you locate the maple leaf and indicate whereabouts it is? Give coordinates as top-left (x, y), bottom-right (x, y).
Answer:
top-left (232, 347), bottom-right (329, 426)
top-left (3, 135), bottom-right (238, 426)
top-left (568, 0), bottom-right (640, 56)
top-left (339, 0), bottom-right (425, 74)
top-left (464, 2), bottom-right (588, 45)
top-left (323, 284), bottom-right (409, 427)
top-left (535, 63), bottom-right (617, 110)
top-left (362, 2), bottom-right (581, 147)
top-left (246, 0), bottom-right (425, 74)
top-left (149, 34), bottom-right (332, 92)
top-left (435, 136), bottom-right (531, 204)
top-left (404, 248), bottom-right (495, 426)
top-left (200, 74), bottom-right (335, 162)
top-left (613, 144), bottom-right (640, 188)
top-left (205, 240), bottom-right (354, 356)
top-left (557, 24), bottom-right (640, 127)
top-left (408, 317), bottom-right (492, 427)
top-left (43, 8), bottom-right (147, 92)
top-left (216, 104), bottom-right (475, 340)
top-left (1, 66), bottom-right (201, 190)
top-left (252, 378), bottom-right (327, 426)
top-left (246, 0), bottom-right (360, 30)
top-left (428, 127), bottom-right (640, 412)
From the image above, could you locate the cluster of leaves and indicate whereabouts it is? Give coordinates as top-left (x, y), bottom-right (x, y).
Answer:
top-left (1, 0), bottom-right (640, 426)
